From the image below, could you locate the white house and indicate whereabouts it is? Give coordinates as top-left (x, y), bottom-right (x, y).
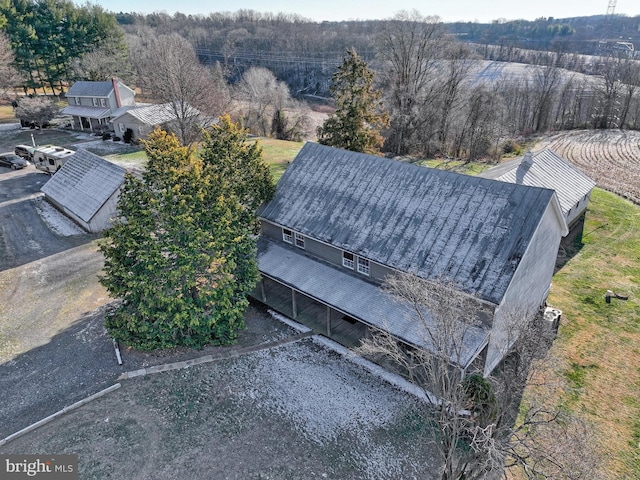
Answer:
top-left (62, 79), bottom-right (135, 133)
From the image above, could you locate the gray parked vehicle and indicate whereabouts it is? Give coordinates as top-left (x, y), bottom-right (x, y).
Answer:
top-left (0, 153), bottom-right (28, 169)
top-left (14, 144), bottom-right (35, 161)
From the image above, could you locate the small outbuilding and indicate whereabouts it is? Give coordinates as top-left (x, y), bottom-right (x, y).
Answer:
top-left (480, 149), bottom-right (596, 237)
top-left (40, 149), bottom-right (126, 233)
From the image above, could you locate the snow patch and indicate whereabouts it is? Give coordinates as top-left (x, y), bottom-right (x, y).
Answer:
top-left (35, 198), bottom-right (85, 236)
top-left (232, 340), bottom-right (415, 445)
top-left (311, 335), bottom-right (436, 403)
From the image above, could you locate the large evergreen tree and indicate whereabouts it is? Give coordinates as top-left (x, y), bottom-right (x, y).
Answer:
top-left (317, 48), bottom-right (388, 154)
top-left (100, 118), bottom-right (274, 350)
top-left (1, 0), bottom-right (125, 93)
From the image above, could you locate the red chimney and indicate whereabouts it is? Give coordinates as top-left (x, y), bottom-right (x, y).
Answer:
top-left (112, 78), bottom-right (122, 108)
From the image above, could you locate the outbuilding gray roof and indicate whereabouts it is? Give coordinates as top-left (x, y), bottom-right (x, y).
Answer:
top-left (111, 103), bottom-right (178, 125)
top-left (66, 81), bottom-right (115, 97)
top-left (258, 237), bottom-right (489, 367)
top-left (258, 143), bottom-right (560, 305)
top-left (60, 105), bottom-right (112, 119)
top-left (41, 149), bottom-right (126, 223)
top-left (480, 149), bottom-right (595, 218)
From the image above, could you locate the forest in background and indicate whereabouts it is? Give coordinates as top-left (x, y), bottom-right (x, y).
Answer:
top-left (2, 4), bottom-right (640, 159)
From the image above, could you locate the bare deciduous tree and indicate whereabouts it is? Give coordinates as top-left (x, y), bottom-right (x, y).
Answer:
top-left (14, 96), bottom-right (58, 130)
top-left (235, 67), bottom-right (291, 136)
top-left (0, 32), bottom-right (22, 99)
top-left (129, 30), bottom-right (231, 145)
top-left (376, 10), bottom-right (449, 155)
top-left (358, 272), bottom-right (602, 480)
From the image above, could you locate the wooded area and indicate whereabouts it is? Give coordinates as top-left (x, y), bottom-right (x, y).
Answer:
top-left (2, 4), bottom-right (640, 159)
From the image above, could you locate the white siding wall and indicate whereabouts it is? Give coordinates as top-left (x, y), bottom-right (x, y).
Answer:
top-left (484, 201), bottom-right (564, 375)
top-left (87, 190), bottom-right (120, 233)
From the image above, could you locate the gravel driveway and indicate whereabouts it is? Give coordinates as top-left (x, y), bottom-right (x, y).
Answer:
top-left (0, 165), bottom-right (302, 440)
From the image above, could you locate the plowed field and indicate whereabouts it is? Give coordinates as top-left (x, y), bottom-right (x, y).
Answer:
top-left (535, 129), bottom-right (640, 205)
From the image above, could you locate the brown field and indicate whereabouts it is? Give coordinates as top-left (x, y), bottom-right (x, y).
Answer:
top-left (535, 129), bottom-right (640, 205)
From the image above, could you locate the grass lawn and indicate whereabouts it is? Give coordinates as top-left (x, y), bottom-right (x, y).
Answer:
top-left (417, 158), bottom-right (492, 176)
top-left (249, 137), bottom-right (304, 181)
top-left (0, 105), bottom-right (16, 124)
top-left (546, 188), bottom-right (640, 478)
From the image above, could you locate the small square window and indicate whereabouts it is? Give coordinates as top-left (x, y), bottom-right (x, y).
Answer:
top-left (282, 228), bottom-right (293, 243)
top-left (342, 252), bottom-right (354, 269)
top-left (357, 257), bottom-right (370, 276)
top-left (100, 98), bottom-right (107, 107)
top-left (294, 232), bottom-right (305, 248)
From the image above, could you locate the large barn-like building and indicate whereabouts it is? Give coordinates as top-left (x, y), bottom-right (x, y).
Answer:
top-left (40, 150), bottom-right (126, 233)
top-left (254, 143), bottom-right (568, 376)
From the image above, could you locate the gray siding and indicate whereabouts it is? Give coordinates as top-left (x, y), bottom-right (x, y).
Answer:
top-left (260, 220), bottom-right (394, 285)
top-left (258, 143), bottom-right (558, 304)
top-left (484, 201), bottom-right (564, 374)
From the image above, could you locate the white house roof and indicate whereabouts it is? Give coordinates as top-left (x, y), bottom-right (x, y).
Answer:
top-left (60, 105), bottom-right (112, 119)
top-left (480, 149), bottom-right (596, 218)
top-left (258, 143), bottom-right (562, 305)
top-left (41, 150), bottom-right (126, 224)
top-left (111, 103), bottom-right (185, 126)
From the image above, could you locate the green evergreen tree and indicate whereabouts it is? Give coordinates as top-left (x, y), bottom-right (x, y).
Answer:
top-left (100, 120), bottom-right (274, 350)
top-left (317, 48), bottom-right (389, 154)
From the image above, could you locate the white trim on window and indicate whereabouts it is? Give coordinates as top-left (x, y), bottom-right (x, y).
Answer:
top-left (119, 123), bottom-right (125, 133)
top-left (342, 251), bottom-right (354, 269)
top-left (357, 257), bottom-right (370, 276)
top-left (282, 228), bottom-right (293, 244)
top-left (100, 98), bottom-right (107, 107)
top-left (294, 232), bottom-right (305, 249)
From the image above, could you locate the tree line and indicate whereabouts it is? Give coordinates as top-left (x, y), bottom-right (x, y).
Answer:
top-left (3, 4), bottom-right (640, 160)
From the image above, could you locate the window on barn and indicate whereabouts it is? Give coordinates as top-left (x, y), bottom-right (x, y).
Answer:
top-left (357, 257), bottom-right (370, 276)
top-left (119, 124), bottom-right (125, 133)
top-left (282, 228), bottom-right (293, 244)
top-left (294, 232), bottom-right (305, 249)
top-left (343, 252), bottom-right (354, 269)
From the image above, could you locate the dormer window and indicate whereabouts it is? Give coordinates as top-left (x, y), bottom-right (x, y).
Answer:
top-left (342, 252), bottom-right (354, 269)
top-left (282, 228), bottom-right (293, 244)
top-left (294, 232), bottom-right (305, 249)
top-left (357, 257), bottom-right (370, 276)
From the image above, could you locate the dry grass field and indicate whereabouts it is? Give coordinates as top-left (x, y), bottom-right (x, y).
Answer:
top-left (527, 131), bottom-right (640, 479)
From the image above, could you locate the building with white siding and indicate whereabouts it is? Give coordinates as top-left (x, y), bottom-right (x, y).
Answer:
top-left (40, 150), bottom-right (126, 233)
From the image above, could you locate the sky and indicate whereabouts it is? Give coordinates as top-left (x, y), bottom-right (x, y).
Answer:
top-left (88, 0), bottom-right (640, 23)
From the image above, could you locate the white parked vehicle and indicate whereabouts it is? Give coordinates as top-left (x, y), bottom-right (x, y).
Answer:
top-left (33, 145), bottom-right (76, 174)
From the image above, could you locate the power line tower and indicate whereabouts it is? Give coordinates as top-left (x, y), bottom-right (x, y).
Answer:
top-left (597, 0), bottom-right (617, 55)
top-left (605, 0), bottom-right (617, 17)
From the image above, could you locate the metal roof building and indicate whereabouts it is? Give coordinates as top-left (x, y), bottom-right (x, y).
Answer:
top-left (480, 149), bottom-right (595, 228)
top-left (256, 143), bottom-right (568, 375)
top-left (41, 150), bottom-right (126, 233)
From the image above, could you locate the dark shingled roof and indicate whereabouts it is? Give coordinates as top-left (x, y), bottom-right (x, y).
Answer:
top-left (258, 143), bottom-right (557, 305)
top-left (41, 150), bottom-right (126, 223)
top-left (66, 81), bottom-right (115, 97)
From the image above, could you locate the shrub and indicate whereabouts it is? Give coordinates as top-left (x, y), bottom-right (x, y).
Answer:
top-left (502, 139), bottom-right (522, 155)
top-left (112, 136), bottom-right (121, 142)
top-left (123, 128), bottom-right (134, 144)
top-left (102, 132), bottom-right (112, 141)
